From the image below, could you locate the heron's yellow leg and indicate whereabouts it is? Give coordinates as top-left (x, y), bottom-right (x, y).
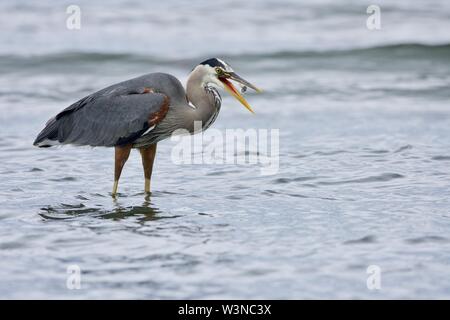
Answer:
top-left (113, 144), bottom-right (132, 197)
top-left (140, 144), bottom-right (157, 194)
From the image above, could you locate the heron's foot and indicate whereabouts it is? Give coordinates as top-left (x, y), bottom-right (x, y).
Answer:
top-left (144, 178), bottom-right (151, 194)
top-left (112, 180), bottom-right (119, 197)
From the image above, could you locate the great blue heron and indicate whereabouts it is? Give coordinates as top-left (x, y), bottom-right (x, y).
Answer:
top-left (34, 58), bottom-right (261, 196)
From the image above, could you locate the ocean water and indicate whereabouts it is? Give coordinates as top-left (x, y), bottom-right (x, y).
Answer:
top-left (1, 0), bottom-right (450, 299)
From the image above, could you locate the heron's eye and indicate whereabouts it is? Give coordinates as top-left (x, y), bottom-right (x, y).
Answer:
top-left (215, 67), bottom-right (224, 75)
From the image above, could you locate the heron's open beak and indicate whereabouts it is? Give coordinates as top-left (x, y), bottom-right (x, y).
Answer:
top-left (219, 72), bottom-right (262, 114)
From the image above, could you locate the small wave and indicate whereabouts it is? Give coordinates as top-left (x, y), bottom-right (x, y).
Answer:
top-left (226, 195), bottom-right (244, 200)
top-left (2, 43), bottom-right (449, 72)
top-left (206, 169), bottom-right (242, 176)
top-left (432, 155), bottom-right (450, 161)
top-left (49, 176), bottom-right (77, 182)
top-left (317, 173), bottom-right (404, 186)
top-left (0, 52), bottom-right (160, 65)
top-left (344, 235), bottom-right (376, 245)
top-left (406, 236), bottom-right (448, 244)
top-left (272, 176), bottom-right (324, 184)
top-left (235, 43), bottom-right (450, 62)
top-left (394, 145), bottom-right (413, 153)
top-left (364, 149), bottom-right (389, 154)
top-left (313, 150), bottom-right (350, 156)
top-left (0, 52), bottom-right (183, 73)
top-left (362, 145), bottom-right (413, 157)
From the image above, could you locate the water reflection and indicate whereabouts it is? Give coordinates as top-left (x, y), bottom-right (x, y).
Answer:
top-left (102, 196), bottom-right (162, 221)
top-left (39, 194), bottom-right (181, 222)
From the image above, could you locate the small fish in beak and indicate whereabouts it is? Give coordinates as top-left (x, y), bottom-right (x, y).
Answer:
top-left (219, 72), bottom-right (262, 114)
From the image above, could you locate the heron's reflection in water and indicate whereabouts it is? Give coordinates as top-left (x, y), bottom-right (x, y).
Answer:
top-left (40, 193), bottom-right (180, 222)
top-left (103, 194), bottom-right (162, 221)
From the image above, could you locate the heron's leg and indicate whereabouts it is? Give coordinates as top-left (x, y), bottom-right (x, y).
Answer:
top-left (139, 144), bottom-right (157, 193)
top-left (113, 144), bottom-right (132, 196)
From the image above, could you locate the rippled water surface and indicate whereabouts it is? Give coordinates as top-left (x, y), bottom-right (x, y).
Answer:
top-left (1, 0), bottom-right (450, 299)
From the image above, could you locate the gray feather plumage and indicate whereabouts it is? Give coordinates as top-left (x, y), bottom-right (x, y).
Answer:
top-left (34, 67), bottom-right (222, 149)
top-left (34, 73), bottom-right (186, 147)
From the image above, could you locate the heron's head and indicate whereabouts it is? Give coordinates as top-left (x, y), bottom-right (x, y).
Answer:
top-left (195, 58), bottom-right (262, 113)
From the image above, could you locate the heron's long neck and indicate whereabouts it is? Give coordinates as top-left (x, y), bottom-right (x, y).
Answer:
top-left (186, 70), bottom-right (220, 126)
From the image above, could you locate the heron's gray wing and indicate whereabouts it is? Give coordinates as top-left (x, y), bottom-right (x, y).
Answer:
top-left (34, 86), bottom-right (169, 147)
